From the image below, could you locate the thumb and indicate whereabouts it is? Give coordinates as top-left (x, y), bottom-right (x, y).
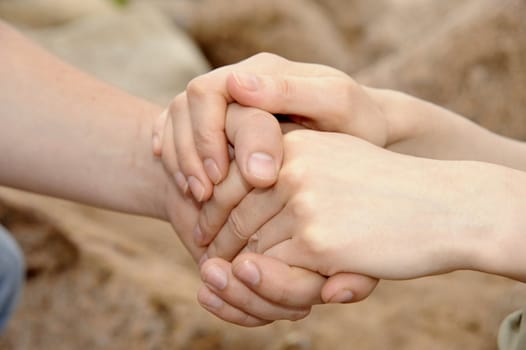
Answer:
top-left (321, 273), bottom-right (379, 304)
top-left (225, 103), bottom-right (283, 188)
top-left (227, 71), bottom-right (388, 146)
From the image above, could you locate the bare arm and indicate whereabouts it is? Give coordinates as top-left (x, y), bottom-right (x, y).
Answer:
top-left (0, 20), bottom-right (167, 218)
top-left (371, 88), bottom-right (526, 172)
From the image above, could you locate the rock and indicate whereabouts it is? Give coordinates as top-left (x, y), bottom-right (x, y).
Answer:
top-left (314, 0), bottom-right (477, 72)
top-left (358, 0), bottom-right (526, 139)
top-left (139, 0), bottom-right (352, 71)
top-left (0, 0), bottom-right (114, 28)
top-left (24, 3), bottom-right (210, 105)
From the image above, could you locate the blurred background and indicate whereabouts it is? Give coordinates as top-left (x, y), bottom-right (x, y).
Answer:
top-left (0, 0), bottom-right (525, 349)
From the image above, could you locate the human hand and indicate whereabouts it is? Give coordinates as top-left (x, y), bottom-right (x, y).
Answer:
top-left (197, 254), bottom-right (378, 326)
top-left (152, 52), bottom-right (391, 202)
top-left (190, 104), bottom-right (379, 325)
top-left (206, 129), bottom-right (494, 280)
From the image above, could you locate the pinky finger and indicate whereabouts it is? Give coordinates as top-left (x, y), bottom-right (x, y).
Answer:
top-left (170, 93), bottom-right (214, 202)
top-left (197, 285), bottom-right (271, 327)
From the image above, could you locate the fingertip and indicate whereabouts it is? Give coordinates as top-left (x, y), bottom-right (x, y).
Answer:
top-left (321, 274), bottom-right (379, 304)
top-left (204, 158), bottom-right (223, 185)
top-left (245, 152), bottom-right (278, 187)
top-left (174, 171), bottom-right (189, 194)
top-left (188, 175), bottom-right (213, 202)
top-left (232, 259), bottom-right (261, 288)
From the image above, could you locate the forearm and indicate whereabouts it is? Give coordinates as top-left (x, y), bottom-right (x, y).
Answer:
top-left (368, 88), bottom-right (526, 172)
top-left (464, 162), bottom-right (526, 281)
top-left (0, 21), bottom-right (167, 218)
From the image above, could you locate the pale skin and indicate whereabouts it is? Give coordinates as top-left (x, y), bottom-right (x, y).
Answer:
top-left (0, 22), bottom-right (361, 327)
top-left (157, 53), bottom-right (526, 323)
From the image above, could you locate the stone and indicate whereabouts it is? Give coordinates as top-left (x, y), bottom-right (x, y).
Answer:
top-left (358, 0), bottom-right (526, 140)
top-left (24, 3), bottom-right (210, 105)
top-left (139, 0), bottom-right (352, 71)
top-left (0, 0), bottom-right (114, 28)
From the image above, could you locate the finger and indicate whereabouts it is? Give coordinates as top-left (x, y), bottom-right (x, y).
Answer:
top-left (225, 104), bottom-right (283, 188)
top-left (322, 273), bottom-right (379, 304)
top-left (200, 258), bottom-right (310, 321)
top-left (260, 241), bottom-right (379, 304)
top-left (152, 109), bottom-right (169, 157)
top-left (263, 239), bottom-right (319, 274)
top-left (206, 186), bottom-right (285, 261)
top-left (232, 253), bottom-right (326, 308)
top-left (169, 92), bottom-right (214, 201)
top-left (227, 73), bottom-right (387, 146)
top-left (197, 285), bottom-right (270, 327)
top-left (246, 209), bottom-right (293, 253)
top-left (187, 77), bottom-right (231, 186)
top-left (160, 139), bottom-right (206, 261)
top-left (195, 161), bottom-right (252, 246)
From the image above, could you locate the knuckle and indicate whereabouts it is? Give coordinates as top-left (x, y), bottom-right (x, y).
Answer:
top-left (279, 162), bottom-right (307, 190)
top-left (251, 52), bottom-right (281, 63)
top-left (226, 208), bottom-right (251, 242)
top-left (198, 205), bottom-right (218, 238)
top-left (186, 77), bottom-right (208, 99)
top-left (341, 79), bottom-right (363, 112)
top-left (247, 233), bottom-right (260, 253)
top-left (193, 128), bottom-right (217, 150)
top-left (276, 77), bottom-right (295, 100)
top-left (295, 225), bottom-right (327, 257)
top-left (167, 93), bottom-right (186, 117)
top-left (288, 192), bottom-right (316, 221)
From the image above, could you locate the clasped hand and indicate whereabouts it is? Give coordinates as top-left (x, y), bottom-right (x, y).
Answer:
top-left (153, 53), bottom-right (497, 327)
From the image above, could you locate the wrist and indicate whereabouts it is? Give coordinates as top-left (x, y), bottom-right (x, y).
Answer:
top-left (132, 104), bottom-right (171, 221)
top-left (364, 88), bottom-right (420, 145)
top-left (467, 163), bottom-right (526, 281)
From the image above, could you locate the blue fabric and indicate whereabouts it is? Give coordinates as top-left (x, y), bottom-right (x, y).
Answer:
top-left (0, 225), bottom-right (24, 332)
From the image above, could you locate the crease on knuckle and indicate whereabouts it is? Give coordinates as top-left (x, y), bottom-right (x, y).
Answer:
top-left (226, 208), bottom-right (250, 242)
top-left (273, 283), bottom-right (294, 306)
top-left (199, 204), bottom-right (219, 239)
top-left (277, 77), bottom-right (294, 102)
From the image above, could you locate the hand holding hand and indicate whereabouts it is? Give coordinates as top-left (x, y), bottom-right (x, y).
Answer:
top-left (152, 53), bottom-right (390, 202)
top-left (206, 129), bottom-right (499, 280)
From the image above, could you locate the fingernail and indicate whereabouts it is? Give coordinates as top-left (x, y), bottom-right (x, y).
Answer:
top-left (188, 176), bottom-right (205, 202)
top-left (328, 289), bottom-right (354, 304)
top-left (233, 72), bottom-right (260, 91)
top-left (234, 260), bottom-right (260, 287)
top-left (203, 264), bottom-right (228, 290)
top-left (200, 289), bottom-right (224, 310)
top-left (175, 172), bottom-right (188, 193)
top-left (204, 158), bottom-right (222, 185)
top-left (198, 253), bottom-right (208, 267)
top-left (194, 225), bottom-right (204, 246)
top-left (247, 152), bottom-right (277, 180)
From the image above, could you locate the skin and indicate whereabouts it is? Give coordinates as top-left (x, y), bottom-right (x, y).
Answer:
top-left (158, 52), bottom-right (526, 323)
top-left (0, 21), bottom-right (376, 327)
top-left (159, 52), bottom-right (526, 190)
top-left (206, 129), bottom-right (526, 282)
